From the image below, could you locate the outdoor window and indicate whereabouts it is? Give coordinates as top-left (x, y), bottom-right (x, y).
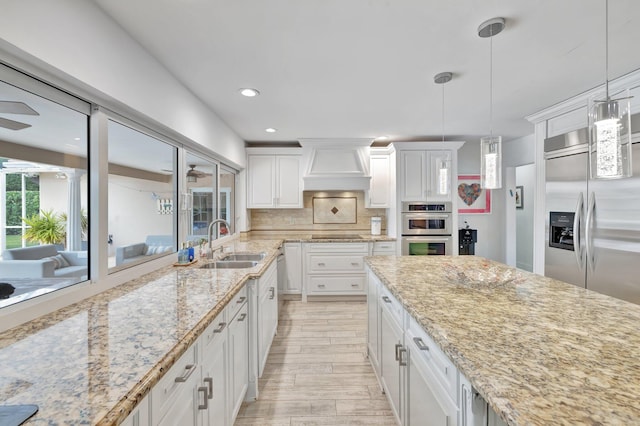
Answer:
top-left (107, 120), bottom-right (177, 272)
top-left (0, 68), bottom-right (90, 308)
top-left (220, 165), bottom-right (235, 233)
top-left (185, 152), bottom-right (217, 246)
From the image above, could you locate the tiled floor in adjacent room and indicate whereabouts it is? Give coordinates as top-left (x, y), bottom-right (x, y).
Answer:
top-left (235, 300), bottom-right (397, 426)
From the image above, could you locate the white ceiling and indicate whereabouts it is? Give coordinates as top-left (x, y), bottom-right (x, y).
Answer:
top-left (89, 0), bottom-right (640, 145)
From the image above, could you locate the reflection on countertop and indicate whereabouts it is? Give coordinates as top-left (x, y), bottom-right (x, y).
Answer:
top-left (365, 255), bottom-right (640, 425)
top-left (0, 239), bottom-right (282, 425)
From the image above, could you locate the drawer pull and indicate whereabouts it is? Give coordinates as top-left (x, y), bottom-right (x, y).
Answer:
top-left (382, 296), bottom-right (392, 304)
top-left (395, 343), bottom-right (402, 361)
top-left (317, 262), bottom-right (326, 266)
top-left (413, 337), bottom-right (429, 351)
top-left (175, 363), bottom-right (197, 383)
top-left (269, 287), bottom-right (275, 299)
top-left (237, 313), bottom-right (247, 322)
top-left (351, 262), bottom-right (359, 266)
top-left (398, 347), bottom-right (407, 366)
top-left (351, 283), bottom-right (359, 287)
top-left (204, 377), bottom-right (213, 399)
top-left (213, 322), bottom-right (227, 333)
top-left (318, 284), bottom-right (326, 288)
top-left (198, 386), bottom-right (208, 410)
top-left (237, 296), bottom-right (246, 304)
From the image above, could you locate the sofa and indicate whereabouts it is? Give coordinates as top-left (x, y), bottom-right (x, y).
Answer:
top-left (115, 235), bottom-right (174, 266)
top-left (0, 244), bottom-right (88, 279)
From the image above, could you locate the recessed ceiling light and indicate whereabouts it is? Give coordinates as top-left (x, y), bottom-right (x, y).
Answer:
top-left (265, 128), bottom-right (277, 133)
top-left (375, 136), bottom-right (389, 141)
top-left (239, 88), bottom-right (260, 97)
top-left (74, 137), bottom-right (81, 141)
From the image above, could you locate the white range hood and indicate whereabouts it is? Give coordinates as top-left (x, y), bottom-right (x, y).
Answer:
top-left (299, 139), bottom-right (372, 191)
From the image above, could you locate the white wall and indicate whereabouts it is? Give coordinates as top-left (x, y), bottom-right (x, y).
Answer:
top-left (515, 164), bottom-right (535, 271)
top-left (0, 0), bottom-right (246, 168)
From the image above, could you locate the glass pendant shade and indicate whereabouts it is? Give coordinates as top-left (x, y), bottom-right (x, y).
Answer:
top-left (436, 159), bottom-right (451, 195)
top-left (480, 136), bottom-right (502, 189)
top-left (588, 91), bottom-right (632, 179)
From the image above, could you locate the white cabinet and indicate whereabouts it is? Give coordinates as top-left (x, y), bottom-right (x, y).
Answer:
top-left (303, 242), bottom-right (369, 300)
top-left (152, 343), bottom-right (201, 426)
top-left (367, 271), bottom-right (381, 379)
top-left (201, 311), bottom-right (229, 426)
top-left (379, 286), bottom-right (405, 425)
top-left (399, 150), bottom-right (452, 202)
top-left (368, 152), bottom-right (392, 208)
top-left (228, 301), bottom-right (249, 421)
top-left (282, 242), bottom-right (302, 294)
top-left (372, 241), bottom-right (397, 256)
top-left (247, 150), bottom-right (302, 208)
top-left (257, 261), bottom-right (278, 377)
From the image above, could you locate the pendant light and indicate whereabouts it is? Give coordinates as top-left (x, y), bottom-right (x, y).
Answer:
top-left (589, 0), bottom-right (632, 179)
top-left (478, 17), bottom-right (505, 190)
top-left (434, 71), bottom-right (453, 195)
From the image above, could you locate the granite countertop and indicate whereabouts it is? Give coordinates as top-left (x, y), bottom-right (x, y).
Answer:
top-left (365, 255), bottom-right (640, 426)
top-left (0, 239), bottom-right (283, 425)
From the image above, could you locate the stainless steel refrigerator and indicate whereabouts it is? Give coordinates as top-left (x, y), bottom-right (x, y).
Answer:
top-left (545, 120), bottom-right (640, 304)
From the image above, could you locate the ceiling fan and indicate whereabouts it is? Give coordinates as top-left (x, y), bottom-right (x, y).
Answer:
top-left (0, 101), bottom-right (39, 131)
top-left (186, 164), bottom-right (211, 182)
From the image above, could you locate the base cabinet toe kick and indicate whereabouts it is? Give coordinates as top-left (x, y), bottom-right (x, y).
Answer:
top-left (366, 267), bottom-right (507, 426)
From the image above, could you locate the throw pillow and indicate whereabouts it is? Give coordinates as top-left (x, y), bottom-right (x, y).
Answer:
top-left (145, 246), bottom-right (158, 256)
top-left (46, 254), bottom-right (70, 269)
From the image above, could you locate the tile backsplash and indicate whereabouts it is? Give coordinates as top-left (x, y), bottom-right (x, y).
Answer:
top-left (249, 191), bottom-right (387, 233)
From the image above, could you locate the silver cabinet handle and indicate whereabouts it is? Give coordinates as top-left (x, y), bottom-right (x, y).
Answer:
top-left (269, 287), bottom-right (275, 299)
top-left (237, 313), bottom-right (247, 322)
top-left (175, 364), bottom-right (197, 383)
top-left (213, 322), bottom-right (227, 333)
top-left (351, 283), bottom-right (359, 287)
top-left (413, 337), bottom-right (429, 351)
top-left (351, 262), bottom-right (359, 266)
top-left (237, 296), bottom-right (246, 304)
top-left (204, 377), bottom-right (213, 399)
top-left (198, 386), bottom-right (208, 410)
top-left (398, 347), bottom-right (407, 366)
top-left (318, 284), bottom-right (326, 288)
top-left (382, 296), bottom-right (391, 303)
top-left (395, 343), bottom-right (402, 361)
top-left (317, 262), bottom-right (326, 266)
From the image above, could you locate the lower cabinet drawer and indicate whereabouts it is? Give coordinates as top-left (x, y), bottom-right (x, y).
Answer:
top-left (307, 254), bottom-right (365, 273)
top-left (308, 275), bottom-right (366, 293)
top-left (152, 343), bottom-right (197, 421)
top-left (228, 285), bottom-right (248, 320)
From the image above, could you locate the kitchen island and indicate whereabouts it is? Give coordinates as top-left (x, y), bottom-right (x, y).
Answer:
top-left (0, 239), bottom-right (282, 425)
top-left (365, 255), bottom-right (640, 425)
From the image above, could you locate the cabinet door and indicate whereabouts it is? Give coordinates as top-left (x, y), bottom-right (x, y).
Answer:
top-left (380, 301), bottom-right (404, 425)
top-left (155, 367), bottom-right (200, 426)
top-left (202, 327), bottom-right (228, 426)
top-left (247, 155), bottom-right (276, 208)
top-left (284, 243), bottom-right (302, 294)
top-left (258, 285), bottom-right (271, 377)
top-left (427, 150), bottom-right (452, 201)
top-left (229, 303), bottom-right (249, 422)
top-left (276, 155), bottom-right (302, 208)
top-left (368, 154), bottom-right (391, 208)
top-left (401, 151), bottom-right (427, 201)
top-left (367, 272), bottom-right (381, 376)
top-left (407, 348), bottom-right (454, 426)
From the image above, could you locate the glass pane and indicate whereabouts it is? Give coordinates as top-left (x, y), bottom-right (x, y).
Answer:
top-left (0, 77), bottom-right (89, 308)
top-left (108, 120), bottom-right (176, 272)
top-left (185, 152), bottom-right (217, 244)
top-left (220, 166), bottom-right (235, 234)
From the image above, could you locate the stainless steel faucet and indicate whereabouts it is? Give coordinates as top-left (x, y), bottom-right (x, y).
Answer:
top-left (207, 219), bottom-right (231, 257)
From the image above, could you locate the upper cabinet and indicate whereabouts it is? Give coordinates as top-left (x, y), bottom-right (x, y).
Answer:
top-left (394, 142), bottom-right (464, 202)
top-left (247, 148), bottom-right (303, 209)
top-left (367, 147), bottom-right (394, 208)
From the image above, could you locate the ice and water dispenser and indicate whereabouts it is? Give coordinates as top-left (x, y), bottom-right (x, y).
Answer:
top-left (549, 211), bottom-right (575, 251)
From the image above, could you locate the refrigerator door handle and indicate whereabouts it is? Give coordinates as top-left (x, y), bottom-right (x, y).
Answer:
top-left (585, 192), bottom-right (596, 271)
top-left (574, 192), bottom-right (585, 268)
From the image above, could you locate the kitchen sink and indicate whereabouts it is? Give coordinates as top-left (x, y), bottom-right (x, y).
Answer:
top-left (200, 260), bottom-right (259, 269)
top-left (219, 252), bottom-right (266, 261)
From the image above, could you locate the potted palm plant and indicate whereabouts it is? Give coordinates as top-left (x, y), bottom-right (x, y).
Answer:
top-left (23, 209), bottom-right (65, 247)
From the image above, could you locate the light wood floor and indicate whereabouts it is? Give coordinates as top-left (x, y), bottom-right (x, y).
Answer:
top-left (235, 300), bottom-right (396, 426)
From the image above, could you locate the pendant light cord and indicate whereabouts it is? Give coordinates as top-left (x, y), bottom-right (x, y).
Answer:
top-left (605, 0), bottom-right (610, 99)
top-left (441, 82), bottom-right (445, 142)
top-left (489, 25), bottom-right (494, 137)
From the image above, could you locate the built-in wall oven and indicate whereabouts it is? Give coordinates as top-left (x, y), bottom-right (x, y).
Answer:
top-left (401, 202), bottom-right (453, 255)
